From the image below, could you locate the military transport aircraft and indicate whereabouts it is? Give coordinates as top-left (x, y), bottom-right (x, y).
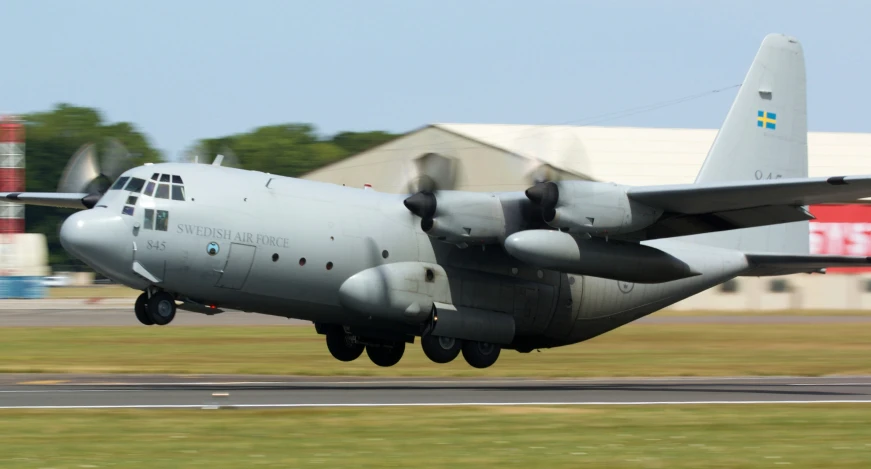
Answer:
top-left (4, 34), bottom-right (871, 369)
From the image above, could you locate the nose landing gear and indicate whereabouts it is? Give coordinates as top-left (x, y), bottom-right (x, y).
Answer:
top-left (134, 291), bottom-right (177, 326)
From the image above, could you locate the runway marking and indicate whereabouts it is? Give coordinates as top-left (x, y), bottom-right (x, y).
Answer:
top-left (2, 400), bottom-right (871, 410)
top-left (16, 380), bottom-right (69, 385)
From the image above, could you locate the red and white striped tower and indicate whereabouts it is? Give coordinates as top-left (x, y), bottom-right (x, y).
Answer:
top-left (0, 115), bottom-right (25, 234)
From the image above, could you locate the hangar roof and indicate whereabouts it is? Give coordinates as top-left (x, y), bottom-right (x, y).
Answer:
top-left (434, 123), bottom-right (871, 186)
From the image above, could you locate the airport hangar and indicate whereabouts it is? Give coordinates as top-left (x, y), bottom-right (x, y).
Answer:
top-left (304, 123), bottom-right (871, 311)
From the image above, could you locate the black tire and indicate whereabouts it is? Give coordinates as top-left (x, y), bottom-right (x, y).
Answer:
top-left (147, 292), bottom-right (176, 326)
top-left (366, 341), bottom-right (405, 367)
top-left (461, 341), bottom-right (501, 369)
top-left (325, 328), bottom-right (364, 362)
top-left (134, 292), bottom-right (154, 326)
top-left (421, 334), bottom-right (462, 364)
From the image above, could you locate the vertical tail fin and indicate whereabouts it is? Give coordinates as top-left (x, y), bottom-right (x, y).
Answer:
top-left (690, 33), bottom-right (809, 254)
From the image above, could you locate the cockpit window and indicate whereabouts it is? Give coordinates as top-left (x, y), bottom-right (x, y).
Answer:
top-left (111, 177), bottom-right (130, 190)
top-left (155, 184), bottom-right (170, 199)
top-left (159, 174), bottom-right (170, 182)
top-left (143, 209), bottom-right (154, 230)
top-left (151, 173), bottom-right (159, 181)
top-left (171, 185), bottom-right (185, 201)
top-left (155, 210), bottom-right (169, 231)
top-left (172, 175), bottom-right (183, 184)
top-left (124, 177), bottom-right (145, 193)
top-left (144, 181), bottom-right (155, 196)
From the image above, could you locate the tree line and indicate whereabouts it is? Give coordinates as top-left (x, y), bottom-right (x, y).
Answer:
top-left (20, 104), bottom-right (400, 266)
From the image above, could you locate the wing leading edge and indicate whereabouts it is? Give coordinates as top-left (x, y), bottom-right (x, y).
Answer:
top-left (1, 192), bottom-right (94, 210)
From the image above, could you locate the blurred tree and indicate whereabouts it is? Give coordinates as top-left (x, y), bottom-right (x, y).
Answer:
top-left (23, 104), bottom-right (163, 266)
top-left (197, 125), bottom-right (400, 177)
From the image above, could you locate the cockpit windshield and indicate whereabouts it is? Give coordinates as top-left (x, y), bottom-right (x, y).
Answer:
top-left (124, 177), bottom-right (146, 193)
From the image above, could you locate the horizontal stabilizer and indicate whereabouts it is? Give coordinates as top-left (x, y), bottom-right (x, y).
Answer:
top-left (743, 253), bottom-right (871, 277)
top-left (628, 175), bottom-right (871, 215)
top-left (2, 192), bottom-right (93, 210)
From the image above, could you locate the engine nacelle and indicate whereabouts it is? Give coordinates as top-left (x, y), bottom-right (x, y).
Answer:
top-left (405, 191), bottom-right (506, 247)
top-left (527, 180), bottom-right (662, 235)
top-left (338, 262), bottom-right (451, 324)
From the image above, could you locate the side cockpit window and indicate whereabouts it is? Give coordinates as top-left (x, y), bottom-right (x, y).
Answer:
top-left (142, 208), bottom-right (169, 231)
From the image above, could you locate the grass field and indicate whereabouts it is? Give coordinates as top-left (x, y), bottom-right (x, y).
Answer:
top-left (1, 323), bottom-right (870, 377)
top-left (47, 285), bottom-right (139, 299)
top-left (1, 405), bottom-right (870, 468)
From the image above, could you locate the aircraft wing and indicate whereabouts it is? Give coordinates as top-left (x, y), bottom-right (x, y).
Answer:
top-left (626, 175), bottom-right (871, 239)
top-left (742, 253), bottom-right (871, 276)
top-left (1, 192), bottom-right (93, 210)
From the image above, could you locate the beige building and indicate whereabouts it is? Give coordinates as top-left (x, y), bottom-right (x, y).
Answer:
top-left (305, 124), bottom-right (871, 311)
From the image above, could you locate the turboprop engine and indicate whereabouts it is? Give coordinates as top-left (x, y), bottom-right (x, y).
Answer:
top-left (404, 191), bottom-right (506, 247)
top-left (526, 180), bottom-right (662, 235)
top-left (503, 230), bottom-right (700, 283)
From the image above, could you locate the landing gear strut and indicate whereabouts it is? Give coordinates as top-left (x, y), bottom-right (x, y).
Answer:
top-left (461, 341), bottom-right (501, 369)
top-left (421, 334), bottom-right (462, 364)
top-left (325, 327), bottom-right (364, 362)
top-left (134, 292), bottom-right (154, 326)
top-left (366, 341), bottom-right (405, 367)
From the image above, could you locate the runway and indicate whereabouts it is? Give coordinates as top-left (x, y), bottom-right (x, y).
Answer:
top-left (3, 299), bottom-right (871, 326)
top-left (2, 375), bottom-right (871, 409)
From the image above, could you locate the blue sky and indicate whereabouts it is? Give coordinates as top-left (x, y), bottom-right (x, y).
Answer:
top-left (4, 0), bottom-right (871, 159)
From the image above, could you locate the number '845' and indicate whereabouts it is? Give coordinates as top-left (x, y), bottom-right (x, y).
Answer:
top-left (147, 241), bottom-right (166, 251)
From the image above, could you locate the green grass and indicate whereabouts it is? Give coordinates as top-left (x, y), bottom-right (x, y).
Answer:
top-left (1, 405), bottom-right (870, 468)
top-left (2, 323), bottom-right (871, 377)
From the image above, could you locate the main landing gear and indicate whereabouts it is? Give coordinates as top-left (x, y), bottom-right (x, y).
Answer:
top-left (324, 326), bottom-right (406, 367)
top-left (322, 326), bottom-right (502, 369)
top-left (421, 334), bottom-right (501, 368)
top-left (134, 291), bottom-right (177, 326)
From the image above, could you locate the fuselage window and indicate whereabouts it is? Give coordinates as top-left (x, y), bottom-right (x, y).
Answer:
top-left (122, 206), bottom-right (134, 216)
top-left (124, 177), bottom-right (146, 193)
top-left (155, 184), bottom-right (170, 199)
top-left (143, 209), bottom-right (154, 230)
top-left (172, 175), bottom-right (183, 184)
top-left (159, 174), bottom-right (170, 183)
top-left (171, 185), bottom-right (185, 201)
top-left (155, 210), bottom-right (169, 231)
top-left (126, 196), bottom-right (138, 205)
top-left (111, 177), bottom-right (130, 190)
top-left (151, 173), bottom-right (159, 181)
top-left (144, 181), bottom-right (156, 197)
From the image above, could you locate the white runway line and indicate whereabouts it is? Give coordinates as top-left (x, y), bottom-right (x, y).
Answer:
top-left (3, 400), bottom-right (871, 410)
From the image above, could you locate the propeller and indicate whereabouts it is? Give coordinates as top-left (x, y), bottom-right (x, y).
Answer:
top-left (58, 139), bottom-right (137, 200)
top-left (401, 152), bottom-right (459, 231)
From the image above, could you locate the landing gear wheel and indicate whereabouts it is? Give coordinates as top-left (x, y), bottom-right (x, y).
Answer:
top-left (421, 334), bottom-right (462, 364)
top-left (366, 341), bottom-right (406, 367)
top-left (325, 328), bottom-right (364, 362)
top-left (462, 341), bottom-right (501, 369)
top-left (147, 292), bottom-right (176, 326)
top-left (134, 292), bottom-right (154, 326)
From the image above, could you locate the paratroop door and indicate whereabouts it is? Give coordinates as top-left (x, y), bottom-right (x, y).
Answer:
top-left (215, 243), bottom-right (256, 290)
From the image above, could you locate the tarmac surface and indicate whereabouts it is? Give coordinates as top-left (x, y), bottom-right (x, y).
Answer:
top-left (2, 299), bottom-right (871, 326)
top-left (2, 375), bottom-right (871, 409)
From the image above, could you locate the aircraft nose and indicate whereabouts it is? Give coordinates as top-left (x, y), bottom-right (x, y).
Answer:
top-left (60, 209), bottom-right (128, 268)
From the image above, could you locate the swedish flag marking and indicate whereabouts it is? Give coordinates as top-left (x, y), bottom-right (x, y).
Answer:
top-left (757, 110), bottom-right (776, 130)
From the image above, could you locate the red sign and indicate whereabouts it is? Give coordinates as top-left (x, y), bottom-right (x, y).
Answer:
top-left (809, 204), bottom-right (871, 273)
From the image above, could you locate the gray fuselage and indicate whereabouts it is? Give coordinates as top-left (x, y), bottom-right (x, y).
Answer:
top-left (62, 163), bottom-right (750, 350)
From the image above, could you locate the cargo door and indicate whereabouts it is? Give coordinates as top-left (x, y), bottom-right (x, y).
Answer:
top-left (215, 243), bottom-right (256, 290)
